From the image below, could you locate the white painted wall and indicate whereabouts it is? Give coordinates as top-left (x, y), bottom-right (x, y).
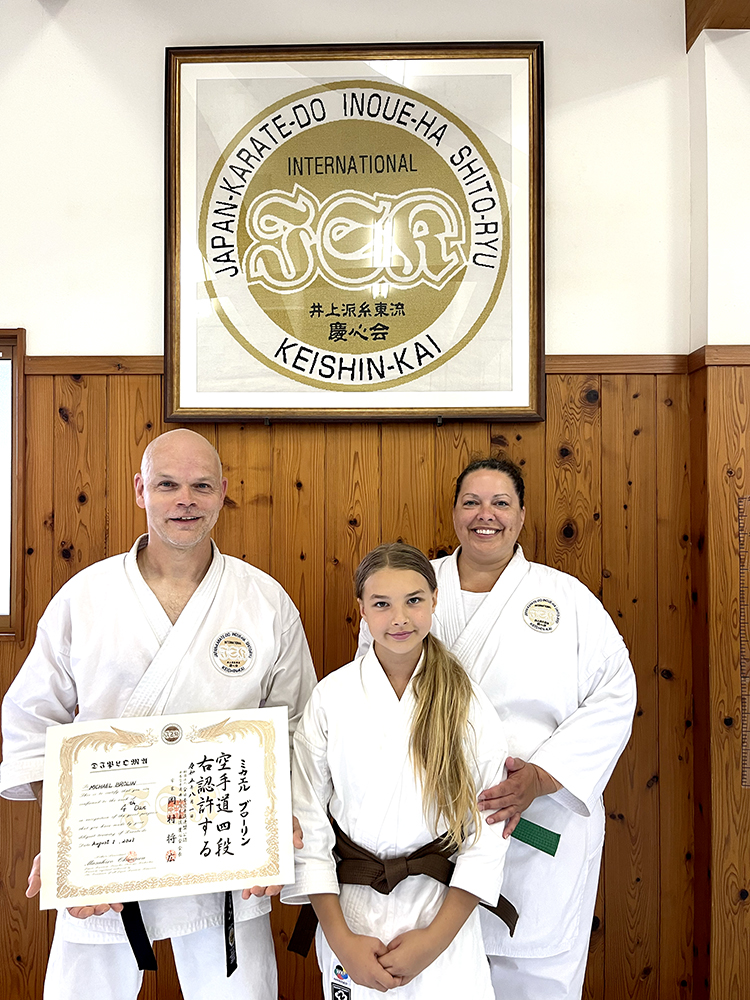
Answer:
top-left (0, 0), bottom-right (690, 355)
top-left (689, 30), bottom-right (750, 350)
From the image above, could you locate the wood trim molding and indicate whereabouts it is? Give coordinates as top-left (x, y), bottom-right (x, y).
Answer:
top-left (545, 355), bottom-right (688, 374)
top-left (21, 348), bottom-right (750, 378)
top-left (687, 345), bottom-right (750, 373)
top-left (25, 356), bottom-right (164, 375)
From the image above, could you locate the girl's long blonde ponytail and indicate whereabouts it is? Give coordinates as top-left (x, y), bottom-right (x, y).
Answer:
top-left (355, 543), bottom-right (480, 848)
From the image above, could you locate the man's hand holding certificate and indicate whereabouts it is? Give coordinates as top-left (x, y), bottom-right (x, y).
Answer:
top-left (40, 708), bottom-right (293, 909)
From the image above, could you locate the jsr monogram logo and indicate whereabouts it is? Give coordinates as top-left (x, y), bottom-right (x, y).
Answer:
top-left (243, 186), bottom-right (467, 292)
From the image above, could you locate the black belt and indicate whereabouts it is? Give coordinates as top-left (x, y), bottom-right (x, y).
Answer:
top-left (120, 889), bottom-right (237, 976)
top-left (288, 819), bottom-right (518, 957)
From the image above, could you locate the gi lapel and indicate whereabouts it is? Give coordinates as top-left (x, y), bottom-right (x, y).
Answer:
top-left (120, 535), bottom-right (225, 718)
top-left (437, 547), bottom-right (530, 672)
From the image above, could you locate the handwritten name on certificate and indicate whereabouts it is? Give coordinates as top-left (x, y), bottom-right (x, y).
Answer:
top-left (39, 708), bottom-right (293, 909)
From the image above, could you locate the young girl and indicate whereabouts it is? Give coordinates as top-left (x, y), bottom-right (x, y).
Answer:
top-left (283, 543), bottom-right (511, 998)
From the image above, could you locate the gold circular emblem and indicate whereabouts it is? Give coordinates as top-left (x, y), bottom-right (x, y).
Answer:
top-left (523, 598), bottom-right (560, 633)
top-left (199, 80), bottom-right (509, 391)
top-left (211, 630), bottom-right (254, 676)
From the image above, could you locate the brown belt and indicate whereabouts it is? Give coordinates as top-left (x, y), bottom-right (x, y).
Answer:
top-left (288, 819), bottom-right (518, 956)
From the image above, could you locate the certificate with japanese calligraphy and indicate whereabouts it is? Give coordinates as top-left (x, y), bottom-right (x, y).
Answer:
top-left (38, 708), bottom-right (293, 909)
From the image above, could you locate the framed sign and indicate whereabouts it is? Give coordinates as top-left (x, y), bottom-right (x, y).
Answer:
top-left (165, 43), bottom-right (544, 421)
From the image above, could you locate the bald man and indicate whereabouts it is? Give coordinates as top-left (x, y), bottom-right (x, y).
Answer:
top-left (0, 429), bottom-right (316, 1000)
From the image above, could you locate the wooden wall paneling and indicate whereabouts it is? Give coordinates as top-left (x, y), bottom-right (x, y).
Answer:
top-left (270, 424), bottom-right (326, 675)
top-left (1, 377), bottom-right (56, 992)
top-left (433, 422), bottom-right (491, 557)
top-left (213, 423), bottom-right (272, 573)
top-left (490, 420), bottom-right (547, 564)
top-left (52, 375), bottom-right (108, 593)
top-left (688, 366), bottom-right (710, 1000)
top-left (656, 375), bottom-right (694, 999)
top-left (600, 374), bottom-right (660, 1000)
top-left (269, 422), bottom-right (326, 1000)
top-left (380, 423), bottom-right (435, 554)
top-left (0, 796), bottom-right (46, 1000)
top-left (543, 373), bottom-right (604, 998)
top-left (107, 376), bottom-right (167, 557)
top-left (323, 423), bottom-right (380, 676)
top-left (705, 366), bottom-right (750, 1000)
top-left (543, 374), bottom-right (602, 595)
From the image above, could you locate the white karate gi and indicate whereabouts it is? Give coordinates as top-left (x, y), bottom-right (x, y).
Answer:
top-left (358, 547), bottom-right (636, 1000)
top-left (283, 646), bottom-right (511, 1000)
top-left (1, 535), bottom-right (317, 1000)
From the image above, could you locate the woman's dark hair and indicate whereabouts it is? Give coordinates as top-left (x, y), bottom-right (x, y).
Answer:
top-left (453, 456), bottom-right (525, 509)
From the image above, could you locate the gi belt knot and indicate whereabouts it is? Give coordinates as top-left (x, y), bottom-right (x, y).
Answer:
top-left (382, 855), bottom-right (410, 892)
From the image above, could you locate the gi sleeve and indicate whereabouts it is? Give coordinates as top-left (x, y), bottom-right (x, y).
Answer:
top-left (261, 607), bottom-right (317, 750)
top-left (450, 686), bottom-right (510, 907)
top-left (528, 589), bottom-right (637, 817)
top-left (281, 684), bottom-right (340, 905)
top-left (1, 598), bottom-right (78, 800)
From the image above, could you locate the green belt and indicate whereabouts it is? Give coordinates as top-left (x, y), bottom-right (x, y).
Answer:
top-left (510, 817), bottom-right (560, 857)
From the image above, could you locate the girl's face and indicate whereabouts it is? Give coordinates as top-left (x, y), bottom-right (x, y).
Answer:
top-left (358, 567), bottom-right (437, 664)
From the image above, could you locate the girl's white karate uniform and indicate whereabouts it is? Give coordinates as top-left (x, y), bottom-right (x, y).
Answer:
top-left (283, 646), bottom-right (511, 1000)
top-left (0, 536), bottom-right (317, 1000)
top-left (359, 546), bottom-right (637, 1000)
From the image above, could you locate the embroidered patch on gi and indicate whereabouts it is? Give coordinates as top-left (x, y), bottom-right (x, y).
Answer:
top-left (333, 965), bottom-right (350, 982)
top-left (210, 630), bottom-right (255, 676)
top-left (331, 985), bottom-right (351, 1000)
top-left (523, 598), bottom-right (560, 633)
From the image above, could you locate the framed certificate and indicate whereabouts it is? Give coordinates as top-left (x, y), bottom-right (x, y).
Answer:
top-left (165, 42), bottom-right (544, 421)
top-left (39, 708), bottom-right (292, 908)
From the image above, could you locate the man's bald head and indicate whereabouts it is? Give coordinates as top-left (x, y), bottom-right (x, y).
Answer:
top-left (140, 429), bottom-right (222, 481)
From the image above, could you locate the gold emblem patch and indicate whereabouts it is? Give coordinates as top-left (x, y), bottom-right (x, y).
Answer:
top-left (211, 630), bottom-right (255, 676)
top-left (198, 80), bottom-right (509, 392)
top-left (523, 598), bottom-right (560, 633)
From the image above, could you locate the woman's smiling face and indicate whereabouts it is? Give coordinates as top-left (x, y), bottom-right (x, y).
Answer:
top-left (452, 469), bottom-right (525, 571)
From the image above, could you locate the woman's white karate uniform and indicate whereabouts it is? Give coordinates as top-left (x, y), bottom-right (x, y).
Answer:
top-left (283, 646), bottom-right (511, 999)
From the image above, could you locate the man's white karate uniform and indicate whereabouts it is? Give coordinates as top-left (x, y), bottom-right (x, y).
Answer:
top-left (1, 536), bottom-right (317, 1000)
top-left (359, 546), bottom-right (636, 1000)
top-left (283, 646), bottom-right (511, 999)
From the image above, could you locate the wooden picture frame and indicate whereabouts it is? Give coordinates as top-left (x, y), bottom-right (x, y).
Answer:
top-left (165, 42), bottom-right (544, 421)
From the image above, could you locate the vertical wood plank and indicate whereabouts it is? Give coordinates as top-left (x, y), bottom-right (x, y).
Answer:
top-left (705, 366), bottom-right (750, 1000)
top-left (656, 374), bottom-right (694, 1000)
top-left (544, 373), bottom-right (604, 997)
top-left (52, 375), bottom-right (107, 593)
top-left (381, 423), bottom-right (435, 554)
top-left (601, 374), bottom-right (660, 1000)
top-left (213, 423), bottom-right (272, 571)
top-left (268, 425), bottom-right (326, 1000)
top-left (107, 376), bottom-right (165, 556)
top-left (270, 424), bottom-right (326, 676)
top-left (1, 377), bottom-right (57, 995)
top-left (433, 422), bottom-right (491, 556)
top-left (544, 374), bottom-right (602, 596)
top-left (490, 419), bottom-right (547, 564)
top-left (324, 423), bottom-right (380, 675)
top-left (689, 366), bottom-right (710, 1000)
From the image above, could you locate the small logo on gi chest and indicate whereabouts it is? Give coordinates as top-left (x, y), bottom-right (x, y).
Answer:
top-left (523, 598), bottom-right (560, 633)
top-left (333, 965), bottom-right (349, 982)
top-left (210, 630), bottom-right (255, 676)
top-left (331, 985), bottom-right (351, 1000)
